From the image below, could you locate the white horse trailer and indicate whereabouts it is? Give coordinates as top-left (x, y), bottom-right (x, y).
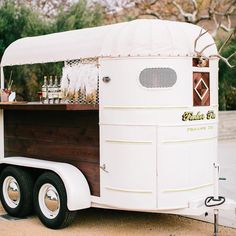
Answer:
top-left (0, 19), bottom-right (235, 232)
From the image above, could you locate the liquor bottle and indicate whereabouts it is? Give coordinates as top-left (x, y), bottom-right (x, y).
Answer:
top-left (57, 77), bottom-right (62, 103)
top-left (42, 76), bottom-right (48, 104)
top-left (52, 76), bottom-right (59, 103)
top-left (48, 76), bottom-right (53, 103)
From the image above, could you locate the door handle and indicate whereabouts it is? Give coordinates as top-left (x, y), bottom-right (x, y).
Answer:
top-left (100, 164), bottom-right (109, 173)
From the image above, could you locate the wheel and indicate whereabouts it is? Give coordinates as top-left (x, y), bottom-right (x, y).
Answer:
top-left (33, 172), bottom-right (76, 229)
top-left (0, 166), bottom-right (34, 217)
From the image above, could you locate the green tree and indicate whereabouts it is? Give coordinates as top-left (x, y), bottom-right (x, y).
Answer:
top-left (0, 0), bottom-right (105, 101)
top-left (0, 0), bottom-right (56, 101)
top-left (219, 37), bottom-right (236, 110)
top-left (4, 62), bottom-right (63, 101)
top-left (0, 0), bottom-right (54, 59)
top-left (56, 0), bottom-right (104, 31)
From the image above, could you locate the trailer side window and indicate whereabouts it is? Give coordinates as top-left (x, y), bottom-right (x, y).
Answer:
top-left (139, 68), bottom-right (177, 88)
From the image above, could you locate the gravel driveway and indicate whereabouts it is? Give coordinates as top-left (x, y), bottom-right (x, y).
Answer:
top-left (0, 203), bottom-right (236, 236)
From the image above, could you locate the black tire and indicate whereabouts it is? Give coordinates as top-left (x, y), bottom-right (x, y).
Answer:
top-left (0, 166), bottom-right (34, 217)
top-left (33, 172), bottom-right (76, 229)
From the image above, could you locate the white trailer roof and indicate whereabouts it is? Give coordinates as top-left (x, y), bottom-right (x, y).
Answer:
top-left (1, 19), bottom-right (217, 66)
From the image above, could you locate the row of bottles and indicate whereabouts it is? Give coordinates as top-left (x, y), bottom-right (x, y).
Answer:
top-left (41, 75), bottom-right (99, 105)
top-left (42, 76), bottom-right (62, 104)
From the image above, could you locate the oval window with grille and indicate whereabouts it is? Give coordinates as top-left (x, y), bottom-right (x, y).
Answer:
top-left (139, 68), bottom-right (177, 88)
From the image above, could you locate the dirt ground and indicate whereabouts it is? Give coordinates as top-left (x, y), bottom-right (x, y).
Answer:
top-left (0, 204), bottom-right (236, 236)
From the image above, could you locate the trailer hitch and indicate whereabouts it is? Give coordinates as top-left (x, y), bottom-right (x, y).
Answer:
top-left (205, 196), bottom-right (225, 207)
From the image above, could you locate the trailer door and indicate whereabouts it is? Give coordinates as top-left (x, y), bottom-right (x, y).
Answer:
top-left (100, 125), bottom-right (156, 209)
top-left (98, 58), bottom-right (157, 209)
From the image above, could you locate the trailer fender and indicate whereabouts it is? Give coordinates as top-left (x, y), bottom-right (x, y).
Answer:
top-left (0, 157), bottom-right (91, 211)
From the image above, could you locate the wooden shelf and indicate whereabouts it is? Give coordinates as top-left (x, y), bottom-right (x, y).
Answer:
top-left (0, 102), bottom-right (99, 111)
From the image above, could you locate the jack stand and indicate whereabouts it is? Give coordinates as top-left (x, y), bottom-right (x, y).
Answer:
top-left (214, 209), bottom-right (219, 236)
top-left (213, 163), bottom-right (219, 236)
top-left (205, 163), bottom-right (226, 236)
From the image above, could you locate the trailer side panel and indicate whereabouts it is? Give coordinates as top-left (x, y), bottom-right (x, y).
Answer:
top-left (4, 109), bottom-right (100, 196)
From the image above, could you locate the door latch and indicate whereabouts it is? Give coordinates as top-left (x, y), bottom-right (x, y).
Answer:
top-left (102, 76), bottom-right (111, 83)
top-left (100, 164), bottom-right (109, 173)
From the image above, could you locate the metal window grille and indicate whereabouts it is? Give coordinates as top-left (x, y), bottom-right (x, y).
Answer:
top-left (63, 58), bottom-right (99, 104)
top-left (139, 68), bottom-right (177, 88)
top-left (65, 58), bottom-right (98, 67)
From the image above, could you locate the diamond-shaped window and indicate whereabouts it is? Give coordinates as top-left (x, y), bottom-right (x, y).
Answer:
top-left (194, 78), bottom-right (209, 100)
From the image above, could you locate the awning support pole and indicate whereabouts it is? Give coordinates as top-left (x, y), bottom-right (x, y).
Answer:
top-left (0, 66), bottom-right (4, 89)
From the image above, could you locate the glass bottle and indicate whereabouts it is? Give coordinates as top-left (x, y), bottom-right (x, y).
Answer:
top-left (53, 76), bottom-right (59, 103)
top-left (57, 77), bottom-right (62, 103)
top-left (42, 76), bottom-right (48, 103)
top-left (48, 76), bottom-right (53, 103)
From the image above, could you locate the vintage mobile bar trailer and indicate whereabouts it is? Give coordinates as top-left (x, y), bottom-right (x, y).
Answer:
top-left (0, 19), bottom-right (234, 230)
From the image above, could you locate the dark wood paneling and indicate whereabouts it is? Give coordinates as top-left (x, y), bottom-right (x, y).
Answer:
top-left (0, 103), bottom-right (98, 111)
top-left (192, 58), bottom-right (209, 67)
top-left (4, 109), bottom-right (100, 196)
top-left (193, 72), bottom-right (210, 106)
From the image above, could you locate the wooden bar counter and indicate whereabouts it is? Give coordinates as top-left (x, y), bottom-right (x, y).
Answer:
top-left (0, 102), bottom-right (99, 111)
top-left (1, 102), bottom-right (100, 196)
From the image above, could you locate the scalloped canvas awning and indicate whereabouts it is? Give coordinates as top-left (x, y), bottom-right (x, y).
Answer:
top-left (1, 19), bottom-right (218, 66)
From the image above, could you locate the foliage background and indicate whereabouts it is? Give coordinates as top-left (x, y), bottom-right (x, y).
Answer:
top-left (0, 0), bottom-right (235, 108)
top-left (0, 0), bottom-right (104, 101)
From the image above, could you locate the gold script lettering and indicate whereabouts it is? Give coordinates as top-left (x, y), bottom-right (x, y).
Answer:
top-left (206, 110), bottom-right (216, 120)
top-left (182, 112), bottom-right (205, 121)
